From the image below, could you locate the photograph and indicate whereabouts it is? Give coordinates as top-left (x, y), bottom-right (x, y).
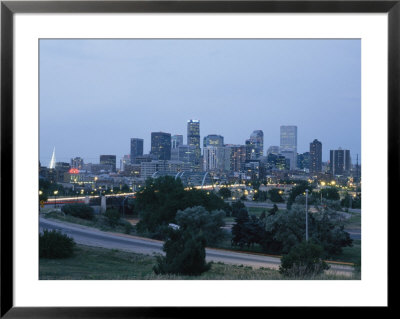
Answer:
top-left (38, 38), bottom-right (361, 280)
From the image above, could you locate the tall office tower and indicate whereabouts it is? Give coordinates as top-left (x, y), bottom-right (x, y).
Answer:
top-left (100, 155), bottom-right (117, 172)
top-left (203, 146), bottom-right (231, 172)
top-left (171, 144), bottom-right (197, 164)
top-left (70, 157), bottom-right (84, 169)
top-left (226, 144), bottom-right (247, 172)
top-left (130, 138), bottom-right (144, 164)
top-left (150, 132), bottom-right (171, 160)
top-left (267, 146), bottom-right (280, 156)
top-left (203, 134), bottom-right (224, 148)
top-left (171, 135), bottom-right (183, 149)
top-left (330, 148), bottom-right (351, 176)
top-left (309, 139), bottom-right (322, 173)
top-left (245, 139), bottom-right (254, 160)
top-left (280, 125), bottom-right (297, 169)
top-left (187, 119), bottom-right (201, 168)
top-left (249, 130), bottom-right (264, 159)
top-left (297, 152), bottom-right (310, 170)
top-left (120, 154), bottom-right (130, 171)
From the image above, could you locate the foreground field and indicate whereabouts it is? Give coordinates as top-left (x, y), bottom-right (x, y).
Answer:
top-left (39, 244), bottom-right (359, 280)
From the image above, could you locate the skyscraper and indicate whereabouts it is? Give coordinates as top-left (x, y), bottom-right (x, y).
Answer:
top-left (203, 134), bottom-right (224, 148)
top-left (100, 155), bottom-right (116, 172)
top-left (330, 148), bottom-right (351, 176)
top-left (249, 130), bottom-right (264, 159)
top-left (226, 144), bottom-right (247, 172)
top-left (171, 135), bottom-right (183, 149)
top-left (309, 139), bottom-right (322, 173)
top-left (187, 119), bottom-right (201, 168)
top-left (280, 125), bottom-right (297, 169)
top-left (151, 132), bottom-right (171, 160)
top-left (130, 138), bottom-right (144, 164)
top-left (203, 146), bottom-right (231, 172)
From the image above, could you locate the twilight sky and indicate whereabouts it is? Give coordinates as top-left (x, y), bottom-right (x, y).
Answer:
top-left (39, 39), bottom-right (361, 166)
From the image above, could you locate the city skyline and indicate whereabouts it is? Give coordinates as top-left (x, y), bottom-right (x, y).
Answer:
top-left (39, 39), bottom-right (361, 165)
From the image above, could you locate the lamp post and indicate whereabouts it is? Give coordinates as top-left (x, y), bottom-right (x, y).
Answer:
top-left (53, 190), bottom-right (58, 208)
top-left (305, 189), bottom-right (309, 242)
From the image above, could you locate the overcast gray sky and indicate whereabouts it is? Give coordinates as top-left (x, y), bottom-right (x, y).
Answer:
top-left (39, 39), bottom-right (361, 166)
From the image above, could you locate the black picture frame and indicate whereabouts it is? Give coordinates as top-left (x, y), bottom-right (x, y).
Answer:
top-left (1, 0), bottom-right (396, 317)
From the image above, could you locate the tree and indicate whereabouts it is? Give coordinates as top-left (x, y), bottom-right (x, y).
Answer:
top-left (135, 176), bottom-right (225, 238)
top-left (218, 187), bottom-right (232, 199)
top-left (175, 206), bottom-right (225, 245)
top-left (39, 229), bottom-right (75, 259)
top-left (268, 204), bottom-right (279, 216)
top-left (153, 228), bottom-right (211, 276)
top-left (61, 203), bottom-right (94, 220)
top-left (262, 204), bottom-right (352, 257)
top-left (279, 241), bottom-right (329, 278)
top-left (104, 208), bottom-right (121, 227)
top-left (231, 200), bottom-right (246, 217)
top-left (287, 182), bottom-right (312, 210)
top-left (320, 187), bottom-right (340, 201)
top-left (268, 188), bottom-right (284, 203)
top-left (231, 209), bottom-right (265, 248)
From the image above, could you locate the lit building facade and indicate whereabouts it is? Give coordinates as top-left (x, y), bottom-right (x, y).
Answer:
top-left (330, 148), bottom-right (351, 176)
top-left (203, 146), bottom-right (231, 172)
top-left (203, 134), bottom-right (224, 148)
top-left (150, 132), bottom-right (171, 160)
top-left (187, 119), bottom-right (201, 168)
top-left (309, 139), bottom-right (322, 173)
top-left (100, 155), bottom-right (117, 172)
top-left (130, 138), bottom-right (144, 164)
top-left (171, 135), bottom-right (183, 149)
top-left (280, 125), bottom-right (297, 169)
top-left (226, 144), bottom-right (246, 172)
top-left (249, 130), bottom-right (264, 159)
top-left (71, 157), bottom-right (84, 169)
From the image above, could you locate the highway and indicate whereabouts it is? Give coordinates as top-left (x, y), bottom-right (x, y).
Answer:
top-left (39, 217), bottom-right (355, 275)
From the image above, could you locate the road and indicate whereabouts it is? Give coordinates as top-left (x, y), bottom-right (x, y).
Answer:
top-left (39, 217), bottom-right (355, 275)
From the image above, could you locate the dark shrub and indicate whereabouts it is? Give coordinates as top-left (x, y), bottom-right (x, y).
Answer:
top-left (39, 229), bottom-right (75, 258)
top-left (153, 228), bottom-right (211, 276)
top-left (61, 203), bottom-right (94, 220)
top-left (279, 241), bottom-right (329, 278)
top-left (104, 208), bottom-right (121, 227)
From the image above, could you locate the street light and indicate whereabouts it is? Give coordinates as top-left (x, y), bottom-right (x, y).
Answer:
top-left (305, 189), bottom-right (309, 242)
top-left (53, 190), bottom-right (58, 208)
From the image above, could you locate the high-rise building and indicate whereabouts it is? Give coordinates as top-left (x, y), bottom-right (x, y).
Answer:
top-left (280, 150), bottom-right (296, 170)
top-left (330, 148), bottom-right (351, 176)
top-left (70, 157), bottom-right (84, 169)
top-left (171, 144), bottom-right (197, 165)
top-left (309, 139), bottom-right (322, 173)
top-left (100, 155), bottom-right (116, 172)
top-left (187, 120), bottom-right (201, 168)
top-left (171, 135), bottom-right (183, 149)
top-left (249, 130), bottom-right (264, 159)
top-left (297, 152), bottom-right (310, 170)
top-left (226, 144), bottom-right (247, 172)
top-left (267, 146), bottom-right (280, 156)
top-left (280, 125), bottom-right (297, 169)
top-left (130, 138), bottom-right (144, 164)
top-left (203, 146), bottom-right (231, 172)
top-left (120, 155), bottom-right (130, 171)
top-left (203, 134), bottom-right (224, 148)
top-left (150, 132), bottom-right (171, 160)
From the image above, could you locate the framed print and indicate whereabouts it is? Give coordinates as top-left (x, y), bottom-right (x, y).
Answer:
top-left (1, 0), bottom-right (397, 316)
